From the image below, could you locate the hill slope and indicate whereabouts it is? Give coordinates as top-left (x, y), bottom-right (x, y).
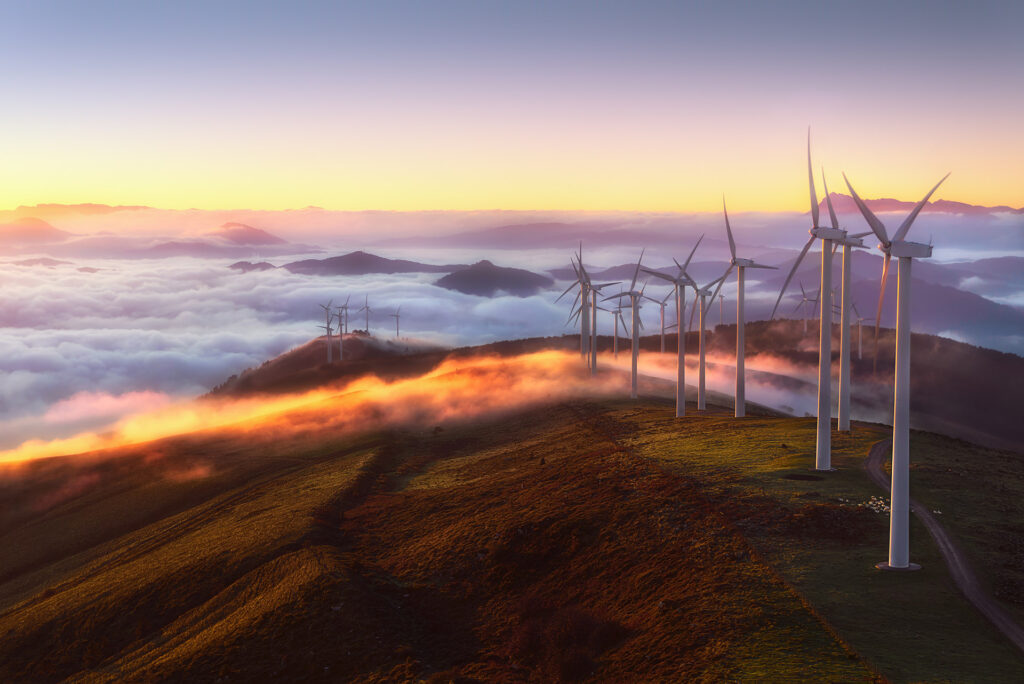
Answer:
top-left (2, 345), bottom-right (1024, 681)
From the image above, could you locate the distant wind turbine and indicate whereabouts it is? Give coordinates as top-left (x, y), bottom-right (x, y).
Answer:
top-left (391, 306), bottom-right (401, 338)
top-left (691, 269), bottom-right (729, 411)
top-left (358, 295), bottom-right (372, 335)
top-left (604, 250), bottom-right (646, 399)
top-left (643, 235), bottom-right (702, 417)
top-left (852, 303), bottom-right (873, 360)
top-left (716, 199), bottom-right (778, 417)
top-left (844, 169), bottom-right (949, 571)
top-left (319, 300), bottom-right (334, 364)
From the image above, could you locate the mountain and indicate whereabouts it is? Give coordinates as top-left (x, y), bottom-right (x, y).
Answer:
top-left (817, 192), bottom-right (1024, 216)
top-left (0, 217), bottom-right (72, 245)
top-left (387, 221), bottom-right (688, 249)
top-left (230, 260), bottom-right (277, 273)
top-left (208, 222), bottom-right (287, 245)
top-left (434, 260), bottom-right (554, 296)
top-left (9, 257), bottom-right (73, 268)
top-left (9, 203), bottom-right (150, 218)
top-left (283, 250), bottom-right (465, 276)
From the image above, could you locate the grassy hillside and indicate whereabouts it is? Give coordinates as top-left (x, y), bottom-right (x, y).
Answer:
top-left (1, 359), bottom-right (1022, 681)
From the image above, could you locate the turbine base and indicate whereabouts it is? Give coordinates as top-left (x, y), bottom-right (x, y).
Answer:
top-left (875, 562), bottom-right (921, 572)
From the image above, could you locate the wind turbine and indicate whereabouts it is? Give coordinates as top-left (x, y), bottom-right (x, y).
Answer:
top-left (391, 306), bottom-right (401, 338)
top-left (770, 133), bottom-right (847, 470)
top-left (319, 300), bottom-right (334, 363)
top-left (358, 295), bottom-right (372, 335)
top-left (603, 250), bottom-right (646, 399)
top-left (643, 235), bottom-right (702, 417)
top-left (844, 170), bottom-right (949, 571)
top-left (647, 289), bottom-right (674, 353)
top-left (852, 304), bottom-right (873, 360)
top-left (717, 200), bottom-right (778, 418)
top-left (691, 269), bottom-right (729, 411)
top-left (555, 253), bottom-right (591, 363)
top-left (814, 180), bottom-right (872, 432)
top-left (335, 295), bottom-right (350, 361)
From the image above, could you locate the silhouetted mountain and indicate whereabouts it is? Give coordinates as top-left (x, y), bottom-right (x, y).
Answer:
top-left (435, 260), bottom-right (554, 297)
top-left (388, 221), bottom-right (692, 249)
top-left (230, 261), bottom-right (277, 273)
top-left (0, 217), bottom-right (72, 245)
top-left (208, 222), bottom-right (287, 245)
top-left (817, 192), bottom-right (1024, 216)
top-left (9, 257), bottom-right (73, 268)
top-left (11, 203), bottom-right (150, 217)
top-left (283, 251), bottom-right (465, 276)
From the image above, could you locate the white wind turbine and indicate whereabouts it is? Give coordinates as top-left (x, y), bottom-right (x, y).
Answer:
top-left (713, 200), bottom-right (778, 418)
top-left (789, 282), bottom-right (819, 334)
top-left (555, 253), bottom-right (591, 363)
top-left (335, 295), bottom-right (350, 361)
top-left (770, 134), bottom-right (847, 470)
top-left (603, 250), bottom-right (646, 399)
top-left (391, 306), bottom-right (401, 339)
top-left (649, 290), bottom-right (674, 353)
top-left (562, 256), bottom-right (618, 374)
top-left (844, 169), bottom-right (949, 571)
top-left (643, 235), bottom-right (702, 418)
top-left (358, 295), bottom-right (372, 335)
top-left (318, 300), bottom-right (334, 363)
top-left (689, 269), bottom-right (729, 411)
top-left (816, 182), bottom-right (871, 432)
top-left (852, 304), bottom-right (873, 360)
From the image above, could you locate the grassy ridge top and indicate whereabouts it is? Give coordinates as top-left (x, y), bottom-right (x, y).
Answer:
top-left (1, 375), bottom-right (1022, 680)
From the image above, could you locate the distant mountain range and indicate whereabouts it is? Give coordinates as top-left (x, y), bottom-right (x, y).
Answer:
top-left (817, 192), bottom-right (1024, 216)
top-left (281, 250), bottom-right (465, 276)
top-left (207, 222), bottom-right (287, 246)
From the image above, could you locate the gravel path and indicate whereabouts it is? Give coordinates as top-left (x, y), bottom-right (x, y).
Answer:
top-left (865, 439), bottom-right (1024, 654)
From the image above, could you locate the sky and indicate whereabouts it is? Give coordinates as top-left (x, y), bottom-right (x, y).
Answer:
top-left (1, 0), bottom-right (1023, 212)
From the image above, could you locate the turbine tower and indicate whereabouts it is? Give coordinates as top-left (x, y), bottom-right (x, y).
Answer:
top-left (604, 250), bottom-right (646, 399)
top-left (844, 170), bottom-right (949, 571)
top-left (715, 200), bottom-right (778, 417)
top-left (852, 304), bottom-right (873, 360)
top-left (644, 235), bottom-right (702, 417)
top-left (391, 306), bottom-right (401, 338)
top-left (358, 295), bottom-right (372, 335)
top-left (318, 300), bottom-right (334, 364)
top-left (771, 133), bottom-right (847, 470)
top-left (555, 253), bottom-right (592, 363)
top-left (335, 295), bottom-right (350, 361)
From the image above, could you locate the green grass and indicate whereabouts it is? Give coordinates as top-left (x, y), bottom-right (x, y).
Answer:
top-left (623, 398), bottom-right (1024, 682)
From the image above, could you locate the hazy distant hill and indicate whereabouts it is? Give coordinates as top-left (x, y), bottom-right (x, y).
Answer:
top-left (0, 217), bottom-right (72, 245)
top-left (283, 250), bottom-right (465, 276)
top-left (435, 260), bottom-right (554, 296)
top-left (207, 222), bottom-right (287, 245)
top-left (230, 260), bottom-right (277, 272)
top-left (817, 192), bottom-right (1024, 216)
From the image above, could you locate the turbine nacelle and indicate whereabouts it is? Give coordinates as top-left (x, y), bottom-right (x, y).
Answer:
top-left (888, 241), bottom-right (933, 259)
top-left (810, 227), bottom-right (846, 241)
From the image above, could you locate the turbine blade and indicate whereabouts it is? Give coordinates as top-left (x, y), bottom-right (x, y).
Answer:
top-left (661, 290), bottom-right (673, 304)
top-left (706, 265), bottom-right (732, 311)
top-left (683, 234), bottom-right (704, 271)
top-left (748, 263), bottom-right (777, 269)
top-left (555, 279), bottom-right (581, 302)
top-left (630, 248), bottom-right (645, 292)
top-left (873, 253), bottom-right (891, 371)
top-left (642, 269), bottom-right (676, 283)
top-left (808, 129), bottom-right (820, 227)
top-left (769, 235), bottom-right (814, 320)
top-left (853, 302), bottom-right (860, 318)
top-left (843, 172), bottom-right (889, 245)
top-left (602, 292), bottom-right (631, 301)
top-left (893, 172), bottom-right (950, 242)
top-left (723, 198), bottom-right (736, 259)
top-left (822, 168), bottom-right (839, 230)
top-left (792, 300), bottom-right (804, 314)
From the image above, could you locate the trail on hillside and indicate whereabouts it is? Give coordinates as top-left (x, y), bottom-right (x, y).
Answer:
top-left (865, 440), bottom-right (1024, 654)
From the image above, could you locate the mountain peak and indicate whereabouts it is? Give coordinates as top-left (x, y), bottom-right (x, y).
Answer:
top-left (209, 222), bottom-right (287, 245)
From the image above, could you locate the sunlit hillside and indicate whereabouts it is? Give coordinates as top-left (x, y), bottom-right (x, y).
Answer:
top-left (1, 343), bottom-right (1022, 682)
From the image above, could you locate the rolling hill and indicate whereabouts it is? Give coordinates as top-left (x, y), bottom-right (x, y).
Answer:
top-left (1, 341), bottom-right (1022, 681)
